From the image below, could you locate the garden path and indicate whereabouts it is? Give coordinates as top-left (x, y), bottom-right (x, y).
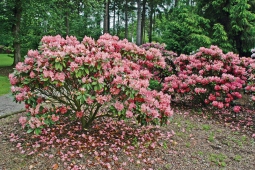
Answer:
top-left (0, 93), bottom-right (24, 117)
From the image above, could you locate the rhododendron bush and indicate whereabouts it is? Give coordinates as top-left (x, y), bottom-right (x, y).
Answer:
top-left (245, 62), bottom-right (255, 106)
top-left (163, 45), bottom-right (255, 110)
top-left (140, 42), bottom-right (178, 91)
top-left (9, 34), bottom-right (173, 134)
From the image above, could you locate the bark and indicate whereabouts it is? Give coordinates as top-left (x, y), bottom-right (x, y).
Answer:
top-left (113, 0), bottom-right (116, 35)
top-left (235, 32), bottom-right (244, 56)
top-left (103, 0), bottom-right (110, 34)
top-left (148, 0), bottom-right (153, 42)
top-left (12, 0), bottom-right (22, 66)
top-left (141, 0), bottom-right (147, 44)
top-left (136, 0), bottom-right (142, 45)
top-left (117, 9), bottom-right (120, 36)
top-left (124, 0), bottom-right (128, 39)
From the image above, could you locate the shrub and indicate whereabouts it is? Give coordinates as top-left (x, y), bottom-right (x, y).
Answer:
top-left (9, 34), bottom-right (173, 134)
top-left (0, 45), bottom-right (14, 54)
top-left (140, 42), bottom-right (178, 91)
top-left (163, 45), bottom-right (255, 109)
top-left (245, 60), bottom-right (255, 107)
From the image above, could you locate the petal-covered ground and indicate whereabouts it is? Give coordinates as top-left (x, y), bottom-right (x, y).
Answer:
top-left (0, 107), bottom-right (254, 170)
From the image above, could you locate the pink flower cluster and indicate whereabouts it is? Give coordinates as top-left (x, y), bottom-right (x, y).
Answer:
top-left (10, 33), bottom-right (173, 133)
top-left (140, 42), bottom-right (178, 81)
top-left (163, 45), bottom-right (255, 110)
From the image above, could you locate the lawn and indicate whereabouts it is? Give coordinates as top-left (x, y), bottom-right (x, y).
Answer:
top-left (0, 75), bottom-right (10, 96)
top-left (0, 54), bottom-right (13, 96)
top-left (0, 54), bottom-right (13, 67)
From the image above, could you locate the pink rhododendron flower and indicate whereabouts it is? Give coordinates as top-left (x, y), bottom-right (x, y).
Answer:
top-left (29, 71), bottom-right (36, 78)
top-left (251, 96), bottom-right (255, 101)
top-left (76, 111), bottom-right (83, 118)
top-left (19, 116), bottom-right (27, 128)
top-left (233, 106), bottom-right (241, 113)
top-left (126, 111), bottom-right (133, 118)
top-left (55, 72), bottom-right (65, 82)
top-left (15, 93), bottom-right (25, 102)
top-left (9, 74), bottom-right (18, 85)
top-left (51, 114), bottom-right (59, 122)
top-left (114, 101), bottom-right (124, 111)
top-left (86, 97), bottom-right (94, 104)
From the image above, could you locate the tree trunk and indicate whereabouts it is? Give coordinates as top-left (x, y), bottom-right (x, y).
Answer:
top-left (131, 14), bottom-right (134, 42)
top-left (235, 32), bottom-right (244, 56)
top-left (148, 0), bottom-right (153, 42)
top-left (117, 9), bottom-right (120, 36)
top-left (124, 0), bottom-right (128, 39)
top-left (136, 0), bottom-right (142, 45)
top-left (103, 0), bottom-right (110, 34)
top-left (12, 0), bottom-right (22, 66)
top-left (113, 0), bottom-right (116, 35)
top-left (141, 0), bottom-right (147, 44)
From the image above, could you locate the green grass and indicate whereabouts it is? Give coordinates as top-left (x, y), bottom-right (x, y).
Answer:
top-left (0, 75), bottom-right (11, 96)
top-left (209, 153), bottom-right (227, 167)
top-left (0, 54), bottom-right (13, 67)
top-left (202, 124), bottom-right (211, 131)
top-left (234, 155), bottom-right (242, 162)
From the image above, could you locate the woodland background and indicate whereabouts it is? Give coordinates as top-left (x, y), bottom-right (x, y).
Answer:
top-left (1, 0), bottom-right (255, 65)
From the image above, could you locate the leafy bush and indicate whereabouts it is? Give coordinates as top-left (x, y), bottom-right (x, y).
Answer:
top-left (9, 34), bottom-right (173, 134)
top-left (163, 45), bottom-right (255, 110)
top-left (140, 42), bottom-right (178, 91)
top-left (0, 45), bottom-right (13, 54)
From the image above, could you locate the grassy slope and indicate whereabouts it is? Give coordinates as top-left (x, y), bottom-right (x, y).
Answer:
top-left (0, 54), bottom-right (13, 67)
top-left (0, 76), bottom-right (10, 96)
top-left (0, 54), bottom-right (13, 96)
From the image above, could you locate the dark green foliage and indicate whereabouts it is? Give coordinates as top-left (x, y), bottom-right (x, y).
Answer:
top-left (196, 0), bottom-right (255, 56)
top-left (149, 79), bottom-right (162, 91)
top-left (160, 7), bottom-right (212, 55)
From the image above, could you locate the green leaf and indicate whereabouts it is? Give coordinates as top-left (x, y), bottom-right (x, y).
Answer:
top-left (27, 129), bottom-right (34, 134)
top-left (77, 95), bottom-right (82, 100)
top-left (85, 67), bottom-right (89, 75)
top-left (99, 83), bottom-right (104, 89)
top-left (83, 95), bottom-right (86, 101)
top-left (80, 96), bottom-right (85, 104)
top-left (44, 119), bottom-right (50, 125)
top-left (34, 128), bottom-right (41, 135)
top-left (97, 63), bottom-right (101, 70)
top-left (94, 85), bottom-right (98, 91)
top-left (59, 64), bottom-right (63, 71)
top-left (76, 71), bottom-right (82, 78)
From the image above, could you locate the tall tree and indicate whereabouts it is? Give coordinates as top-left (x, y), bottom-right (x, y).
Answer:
top-left (229, 0), bottom-right (255, 56)
top-left (0, 0), bottom-right (13, 49)
top-left (124, 0), bottom-right (129, 38)
top-left (196, 0), bottom-right (255, 56)
top-left (148, 0), bottom-right (154, 42)
top-left (136, 0), bottom-right (142, 45)
top-left (103, 0), bottom-right (110, 33)
top-left (12, 0), bottom-right (22, 65)
top-left (141, 0), bottom-right (147, 44)
top-left (160, 7), bottom-right (211, 54)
